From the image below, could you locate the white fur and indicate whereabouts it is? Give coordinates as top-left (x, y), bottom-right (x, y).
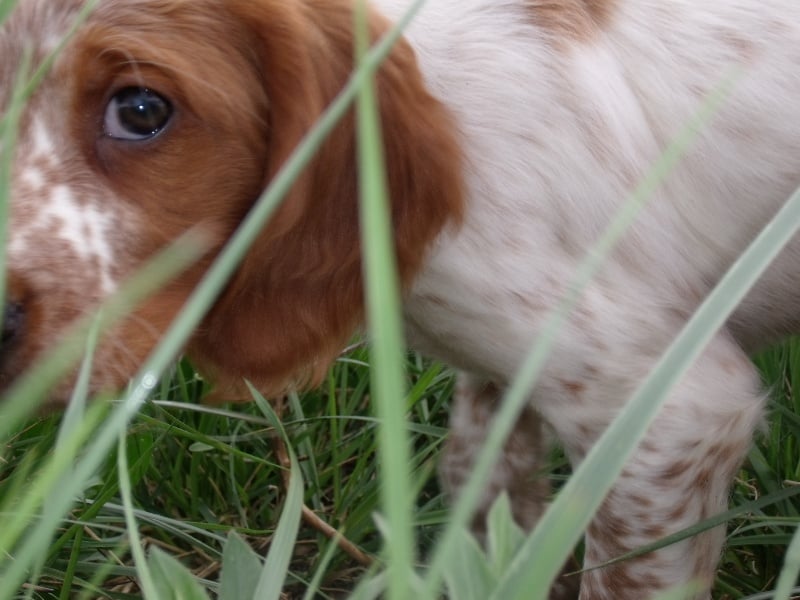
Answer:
top-left (10, 116), bottom-right (121, 296)
top-left (376, 1), bottom-right (800, 597)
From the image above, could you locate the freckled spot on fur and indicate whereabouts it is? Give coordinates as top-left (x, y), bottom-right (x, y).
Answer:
top-left (577, 422), bottom-right (593, 439)
top-left (585, 560), bottom-right (664, 598)
top-left (666, 503), bottom-right (690, 522)
top-left (721, 359), bottom-right (744, 375)
top-left (525, 0), bottom-right (617, 44)
top-left (657, 459), bottom-right (694, 482)
top-left (590, 336), bottom-right (609, 351)
top-left (714, 27), bottom-right (757, 62)
top-left (559, 378), bottom-right (585, 397)
top-left (642, 523), bottom-right (667, 539)
top-left (630, 494), bottom-right (654, 510)
top-left (695, 467), bottom-right (714, 487)
top-left (418, 293), bottom-right (452, 308)
top-left (639, 439), bottom-right (658, 454)
top-left (693, 549), bottom-right (719, 582)
top-left (591, 509), bottom-right (634, 540)
top-left (511, 291), bottom-right (544, 311)
top-left (711, 441), bottom-right (743, 468)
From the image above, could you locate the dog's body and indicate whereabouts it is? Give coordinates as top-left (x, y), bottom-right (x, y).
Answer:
top-left (391, 2), bottom-right (800, 596)
top-left (3, 1), bottom-right (800, 597)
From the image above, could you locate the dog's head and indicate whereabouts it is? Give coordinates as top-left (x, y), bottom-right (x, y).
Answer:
top-left (0, 0), bottom-right (463, 402)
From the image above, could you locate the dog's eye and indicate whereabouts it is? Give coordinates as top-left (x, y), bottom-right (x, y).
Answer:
top-left (104, 87), bottom-right (172, 140)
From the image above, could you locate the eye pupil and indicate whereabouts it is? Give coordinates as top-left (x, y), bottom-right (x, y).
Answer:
top-left (118, 89), bottom-right (168, 134)
top-left (105, 87), bottom-right (172, 140)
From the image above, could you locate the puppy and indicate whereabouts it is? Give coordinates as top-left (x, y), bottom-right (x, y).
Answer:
top-left (2, 1), bottom-right (800, 597)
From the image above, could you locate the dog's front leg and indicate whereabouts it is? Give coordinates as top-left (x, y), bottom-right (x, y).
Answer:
top-left (541, 330), bottom-right (764, 599)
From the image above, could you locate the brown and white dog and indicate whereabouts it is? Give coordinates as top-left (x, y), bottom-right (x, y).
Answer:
top-left (2, 1), bottom-right (800, 597)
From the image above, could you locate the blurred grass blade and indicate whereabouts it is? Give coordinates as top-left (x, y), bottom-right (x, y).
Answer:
top-left (486, 494), bottom-right (526, 575)
top-left (0, 0), bottom-right (20, 24)
top-left (0, 401), bottom-right (108, 598)
top-left (354, 1), bottom-right (414, 597)
top-left (58, 312), bottom-right (102, 440)
top-left (443, 530), bottom-right (495, 600)
top-left (249, 384), bottom-right (304, 600)
top-left (117, 430), bottom-right (158, 599)
top-left (30, 317), bottom-right (102, 588)
top-left (493, 185), bottom-right (800, 598)
top-left (349, 571), bottom-right (388, 600)
top-left (220, 533), bottom-right (262, 600)
top-left (771, 522), bottom-right (800, 600)
top-left (147, 548), bottom-right (212, 600)
top-left (422, 69), bottom-right (740, 597)
top-left (301, 530), bottom-right (346, 600)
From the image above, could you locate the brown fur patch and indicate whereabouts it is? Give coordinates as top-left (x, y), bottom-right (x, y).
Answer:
top-left (526, 0), bottom-right (617, 43)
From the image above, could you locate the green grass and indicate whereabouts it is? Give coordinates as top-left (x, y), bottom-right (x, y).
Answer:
top-left (0, 350), bottom-right (453, 599)
top-left (1, 343), bottom-right (800, 599)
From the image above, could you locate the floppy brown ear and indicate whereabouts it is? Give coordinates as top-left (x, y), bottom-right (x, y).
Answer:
top-left (188, 0), bottom-right (464, 399)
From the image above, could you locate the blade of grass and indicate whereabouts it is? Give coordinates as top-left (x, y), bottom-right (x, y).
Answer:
top-left (771, 521), bottom-right (800, 600)
top-left (249, 384), bottom-right (304, 600)
top-left (77, 551), bottom-right (132, 600)
top-left (58, 525), bottom-right (83, 600)
top-left (219, 533), bottom-right (262, 600)
top-left (57, 311), bottom-right (102, 445)
top-left (89, 501), bottom-right (228, 549)
top-left (24, 316), bottom-right (102, 596)
top-left (117, 431), bottom-right (159, 599)
top-left (354, 1), bottom-right (413, 598)
top-left (0, 401), bottom-right (109, 598)
top-left (301, 530), bottom-right (346, 600)
top-left (148, 548), bottom-right (212, 600)
top-left (0, 0), bottom-right (20, 24)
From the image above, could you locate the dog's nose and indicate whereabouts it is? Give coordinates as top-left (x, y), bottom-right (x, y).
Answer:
top-left (1, 301), bottom-right (25, 349)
